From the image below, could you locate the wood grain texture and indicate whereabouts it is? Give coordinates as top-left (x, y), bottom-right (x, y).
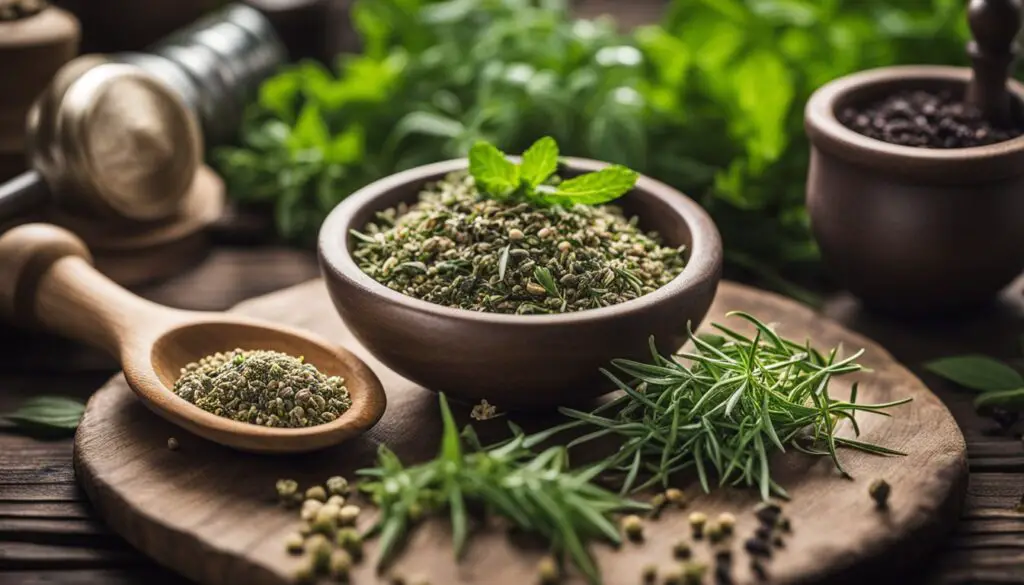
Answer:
top-left (73, 279), bottom-right (968, 585)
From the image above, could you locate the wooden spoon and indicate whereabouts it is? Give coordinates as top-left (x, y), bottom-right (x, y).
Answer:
top-left (0, 223), bottom-right (386, 453)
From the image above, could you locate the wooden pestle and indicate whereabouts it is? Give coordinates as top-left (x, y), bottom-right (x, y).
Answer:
top-left (966, 0), bottom-right (1024, 125)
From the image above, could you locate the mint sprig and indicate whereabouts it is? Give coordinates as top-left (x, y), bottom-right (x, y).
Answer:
top-left (468, 136), bottom-right (638, 206)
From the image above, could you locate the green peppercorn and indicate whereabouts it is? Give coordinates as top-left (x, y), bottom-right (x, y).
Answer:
top-left (672, 540), bottom-right (691, 559)
top-left (662, 567), bottom-right (683, 585)
top-left (688, 512), bottom-right (707, 538)
top-left (305, 486), bottom-right (327, 502)
top-left (284, 532), bottom-right (305, 555)
top-left (294, 556), bottom-right (316, 583)
top-left (301, 499), bottom-right (324, 522)
top-left (537, 555), bottom-right (560, 584)
top-left (326, 494), bottom-right (346, 508)
top-left (681, 562), bottom-right (706, 585)
top-left (641, 564), bottom-right (657, 583)
top-left (326, 476), bottom-right (350, 496)
top-left (705, 522), bottom-right (724, 544)
top-left (336, 527), bottom-right (363, 559)
top-left (329, 549), bottom-right (353, 580)
top-left (665, 488), bottom-right (686, 507)
top-left (622, 514), bottom-right (644, 541)
top-left (338, 504), bottom-right (361, 526)
top-left (306, 534), bottom-right (332, 572)
top-left (276, 479), bottom-right (299, 505)
top-left (717, 512), bottom-right (736, 535)
top-left (649, 493), bottom-right (668, 519)
top-left (313, 504), bottom-right (340, 535)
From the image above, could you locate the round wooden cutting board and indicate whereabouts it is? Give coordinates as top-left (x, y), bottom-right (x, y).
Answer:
top-left (73, 281), bottom-right (967, 585)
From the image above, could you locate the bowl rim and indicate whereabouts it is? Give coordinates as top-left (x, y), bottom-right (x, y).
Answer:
top-left (318, 156), bottom-right (723, 326)
top-left (805, 65), bottom-right (1024, 180)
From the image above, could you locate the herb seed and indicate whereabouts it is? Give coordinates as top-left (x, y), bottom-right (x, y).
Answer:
top-left (284, 532), bottom-right (305, 554)
top-left (681, 562), bottom-right (707, 585)
top-left (672, 539), bottom-right (691, 559)
top-left (662, 567), bottom-right (683, 585)
top-left (869, 479), bottom-right (891, 509)
top-left (664, 488), bottom-right (686, 507)
top-left (705, 522), bottom-right (725, 544)
top-left (688, 512), bottom-right (707, 538)
top-left (305, 486), bottom-right (327, 503)
top-left (330, 549), bottom-right (353, 579)
top-left (537, 555), bottom-right (560, 584)
top-left (649, 493), bottom-right (668, 519)
top-left (326, 476), bottom-right (350, 496)
top-left (173, 349), bottom-right (350, 428)
top-left (642, 564), bottom-right (658, 583)
top-left (622, 514), bottom-right (644, 541)
top-left (338, 504), bottom-right (361, 526)
top-left (716, 513), bottom-right (735, 535)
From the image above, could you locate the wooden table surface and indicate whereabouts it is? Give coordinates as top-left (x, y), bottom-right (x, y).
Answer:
top-left (0, 244), bottom-right (1022, 585)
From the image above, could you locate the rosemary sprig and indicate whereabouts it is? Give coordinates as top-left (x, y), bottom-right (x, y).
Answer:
top-left (560, 311), bottom-right (912, 501)
top-left (358, 394), bottom-right (648, 584)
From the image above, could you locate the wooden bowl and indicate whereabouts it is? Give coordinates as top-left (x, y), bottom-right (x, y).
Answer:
top-left (318, 157), bottom-right (722, 408)
top-left (805, 65), bottom-right (1024, 315)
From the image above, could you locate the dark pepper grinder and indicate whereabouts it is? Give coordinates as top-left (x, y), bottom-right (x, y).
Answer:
top-left (965, 0), bottom-right (1023, 125)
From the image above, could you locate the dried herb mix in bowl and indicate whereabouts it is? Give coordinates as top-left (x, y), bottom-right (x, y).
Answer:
top-left (173, 349), bottom-right (351, 427)
top-left (351, 138), bottom-right (687, 314)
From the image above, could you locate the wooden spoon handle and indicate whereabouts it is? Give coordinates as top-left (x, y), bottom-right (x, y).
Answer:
top-left (0, 223), bottom-right (176, 357)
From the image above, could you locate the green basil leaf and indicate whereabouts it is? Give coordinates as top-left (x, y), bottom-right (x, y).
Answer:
top-left (925, 356), bottom-right (1024, 392)
top-left (4, 396), bottom-right (85, 437)
top-left (468, 141), bottom-right (520, 198)
top-left (539, 165), bottom-right (638, 206)
top-left (519, 136), bottom-right (559, 188)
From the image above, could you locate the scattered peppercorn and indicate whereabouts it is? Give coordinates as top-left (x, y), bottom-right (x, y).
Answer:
top-left (167, 437), bottom-right (179, 451)
top-left (301, 499), bottom-right (324, 522)
top-left (622, 514), bottom-right (644, 541)
top-left (681, 562), bottom-right (707, 585)
top-left (753, 525), bottom-right (771, 541)
top-left (389, 574), bottom-right (407, 585)
top-left (276, 479), bottom-right (300, 507)
top-left (329, 549), bottom-right (353, 580)
top-left (336, 527), bottom-right (363, 559)
top-left (776, 516), bottom-right (791, 532)
top-left (688, 512), bottom-right (707, 538)
top-left (665, 488), bottom-right (686, 507)
top-left (339, 504), bottom-right (361, 526)
top-left (284, 532), bottom-right (305, 554)
top-left (744, 538), bottom-right (772, 558)
top-left (714, 549), bottom-right (732, 563)
top-left (713, 563), bottom-right (733, 585)
top-left (326, 476), bottom-right (350, 496)
top-left (307, 534), bottom-right (332, 572)
top-left (753, 503), bottom-right (781, 526)
top-left (650, 493), bottom-right (668, 519)
top-left (642, 564), bottom-right (658, 583)
top-left (706, 522), bottom-right (726, 544)
top-left (305, 486), bottom-right (327, 502)
top-left (772, 535), bottom-right (785, 549)
top-left (869, 479), bottom-right (891, 509)
top-left (672, 539), bottom-right (692, 559)
top-left (662, 567), bottom-right (683, 585)
top-left (537, 555), bottom-right (560, 584)
top-left (716, 513), bottom-right (735, 535)
top-left (313, 504), bottom-right (340, 534)
top-left (750, 560), bottom-right (768, 581)
top-left (294, 556), bottom-right (316, 583)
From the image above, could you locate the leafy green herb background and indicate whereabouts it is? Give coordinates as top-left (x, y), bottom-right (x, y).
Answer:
top-left (214, 0), bottom-right (973, 299)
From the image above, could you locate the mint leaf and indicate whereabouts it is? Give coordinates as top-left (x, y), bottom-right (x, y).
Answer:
top-left (539, 165), bottom-right (638, 206)
top-left (925, 355), bottom-right (1024, 392)
top-left (286, 103), bottom-right (330, 153)
top-left (469, 142), bottom-right (520, 198)
top-left (520, 136), bottom-right (559, 188)
top-left (3, 396), bottom-right (85, 438)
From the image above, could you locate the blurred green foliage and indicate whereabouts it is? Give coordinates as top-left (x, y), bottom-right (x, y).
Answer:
top-left (214, 0), bottom-right (972, 297)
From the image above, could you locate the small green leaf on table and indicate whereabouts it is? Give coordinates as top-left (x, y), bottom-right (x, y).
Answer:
top-left (3, 396), bottom-right (85, 438)
top-left (925, 355), bottom-right (1024, 392)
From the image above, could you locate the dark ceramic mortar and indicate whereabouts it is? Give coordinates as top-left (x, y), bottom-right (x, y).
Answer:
top-left (805, 65), bottom-right (1024, 315)
top-left (318, 158), bottom-right (722, 408)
